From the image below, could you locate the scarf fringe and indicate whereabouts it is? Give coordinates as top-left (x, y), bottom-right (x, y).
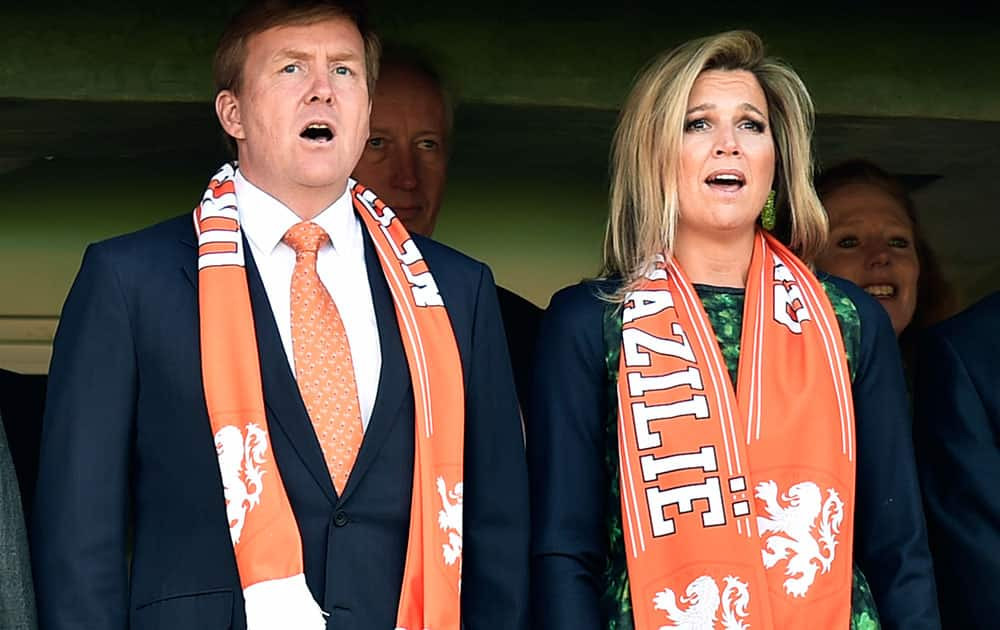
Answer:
top-left (244, 574), bottom-right (326, 630)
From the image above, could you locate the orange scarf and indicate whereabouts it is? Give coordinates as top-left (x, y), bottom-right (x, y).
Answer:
top-left (194, 163), bottom-right (465, 630)
top-left (617, 230), bottom-right (855, 629)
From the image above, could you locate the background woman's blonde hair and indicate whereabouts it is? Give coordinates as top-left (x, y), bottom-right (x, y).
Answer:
top-left (603, 30), bottom-right (826, 298)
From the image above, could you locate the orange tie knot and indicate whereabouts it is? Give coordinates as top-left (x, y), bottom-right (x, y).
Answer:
top-left (283, 221), bottom-right (329, 257)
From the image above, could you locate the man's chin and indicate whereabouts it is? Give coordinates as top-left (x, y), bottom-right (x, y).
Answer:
top-left (393, 208), bottom-right (435, 237)
top-left (390, 205), bottom-right (420, 219)
top-left (295, 169), bottom-right (352, 192)
top-left (385, 205), bottom-right (417, 224)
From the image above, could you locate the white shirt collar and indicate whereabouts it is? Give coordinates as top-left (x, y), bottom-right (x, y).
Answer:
top-left (234, 169), bottom-right (359, 256)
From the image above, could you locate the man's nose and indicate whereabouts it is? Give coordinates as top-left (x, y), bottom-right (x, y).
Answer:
top-left (306, 71), bottom-right (335, 104)
top-left (390, 147), bottom-right (418, 191)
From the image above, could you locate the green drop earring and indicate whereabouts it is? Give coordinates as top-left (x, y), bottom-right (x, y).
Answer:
top-left (761, 190), bottom-right (776, 231)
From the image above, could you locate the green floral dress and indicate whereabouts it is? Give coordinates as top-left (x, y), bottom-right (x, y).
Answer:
top-left (598, 282), bottom-right (880, 630)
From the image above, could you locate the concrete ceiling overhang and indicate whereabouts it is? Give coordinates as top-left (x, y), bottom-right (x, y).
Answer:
top-left (1, 2), bottom-right (998, 121)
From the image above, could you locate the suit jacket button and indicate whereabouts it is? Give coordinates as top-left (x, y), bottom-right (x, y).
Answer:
top-left (334, 510), bottom-right (349, 527)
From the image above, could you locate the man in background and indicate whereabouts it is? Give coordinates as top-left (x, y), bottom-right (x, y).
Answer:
top-left (352, 50), bottom-right (542, 407)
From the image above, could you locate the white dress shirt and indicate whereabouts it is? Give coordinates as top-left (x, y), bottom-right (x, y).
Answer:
top-left (235, 170), bottom-right (381, 431)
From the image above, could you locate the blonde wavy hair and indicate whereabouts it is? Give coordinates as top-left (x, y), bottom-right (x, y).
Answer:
top-left (603, 30), bottom-right (826, 298)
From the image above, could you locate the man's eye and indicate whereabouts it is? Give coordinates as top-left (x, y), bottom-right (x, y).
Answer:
top-left (367, 137), bottom-right (385, 149)
top-left (334, 66), bottom-right (352, 76)
top-left (417, 139), bottom-right (439, 150)
top-left (889, 237), bottom-right (910, 248)
top-left (280, 64), bottom-right (299, 74)
top-left (837, 237), bottom-right (859, 248)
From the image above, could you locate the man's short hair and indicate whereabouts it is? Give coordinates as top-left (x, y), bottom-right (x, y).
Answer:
top-left (213, 0), bottom-right (382, 97)
top-left (378, 44), bottom-right (454, 142)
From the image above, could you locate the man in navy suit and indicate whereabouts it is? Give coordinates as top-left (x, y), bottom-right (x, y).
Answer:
top-left (914, 290), bottom-right (1000, 629)
top-left (31, 2), bottom-right (529, 629)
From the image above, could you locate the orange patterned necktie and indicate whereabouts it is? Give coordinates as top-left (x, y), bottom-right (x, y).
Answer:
top-left (284, 221), bottom-right (363, 494)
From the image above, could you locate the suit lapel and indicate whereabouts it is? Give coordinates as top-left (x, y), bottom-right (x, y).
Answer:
top-left (181, 220), bottom-right (412, 506)
top-left (339, 228), bottom-right (411, 503)
top-left (180, 228), bottom-right (197, 288)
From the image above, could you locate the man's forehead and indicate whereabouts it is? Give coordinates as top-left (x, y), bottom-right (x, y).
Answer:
top-left (248, 17), bottom-right (364, 56)
top-left (374, 68), bottom-right (445, 109)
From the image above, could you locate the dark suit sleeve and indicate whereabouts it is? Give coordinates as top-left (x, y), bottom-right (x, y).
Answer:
top-left (526, 284), bottom-right (607, 630)
top-left (0, 419), bottom-right (37, 630)
top-left (914, 326), bottom-right (1000, 629)
top-left (850, 296), bottom-right (941, 630)
top-left (32, 244), bottom-right (135, 630)
top-left (460, 265), bottom-right (530, 630)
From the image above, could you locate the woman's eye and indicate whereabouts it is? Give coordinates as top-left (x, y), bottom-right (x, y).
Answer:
top-left (684, 118), bottom-right (709, 132)
top-left (740, 119), bottom-right (766, 132)
top-left (837, 237), bottom-right (859, 248)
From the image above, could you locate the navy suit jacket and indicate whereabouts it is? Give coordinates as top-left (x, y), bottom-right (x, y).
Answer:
top-left (914, 291), bottom-right (1000, 629)
top-left (32, 213), bottom-right (529, 630)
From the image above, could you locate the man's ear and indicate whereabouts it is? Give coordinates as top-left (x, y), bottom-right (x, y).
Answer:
top-left (215, 90), bottom-right (245, 140)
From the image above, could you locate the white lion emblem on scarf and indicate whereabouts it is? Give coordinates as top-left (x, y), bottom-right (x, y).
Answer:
top-left (755, 480), bottom-right (843, 597)
top-left (436, 476), bottom-right (463, 571)
top-left (215, 424), bottom-right (268, 545)
top-left (653, 575), bottom-right (750, 629)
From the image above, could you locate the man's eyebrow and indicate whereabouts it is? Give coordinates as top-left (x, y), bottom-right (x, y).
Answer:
top-left (271, 48), bottom-right (310, 62)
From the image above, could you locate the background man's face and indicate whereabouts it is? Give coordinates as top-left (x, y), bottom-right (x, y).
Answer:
top-left (353, 65), bottom-right (449, 236)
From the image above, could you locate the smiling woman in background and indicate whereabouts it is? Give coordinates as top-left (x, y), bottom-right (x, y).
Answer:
top-left (815, 160), bottom-right (957, 368)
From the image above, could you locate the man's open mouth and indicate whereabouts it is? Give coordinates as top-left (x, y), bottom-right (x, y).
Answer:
top-left (300, 123), bottom-right (333, 142)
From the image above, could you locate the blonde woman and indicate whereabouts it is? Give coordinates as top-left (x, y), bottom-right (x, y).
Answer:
top-left (527, 31), bottom-right (939, 630)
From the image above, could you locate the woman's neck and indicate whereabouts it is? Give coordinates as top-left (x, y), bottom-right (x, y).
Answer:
top-left (672, 227), bottom-right (756, 288)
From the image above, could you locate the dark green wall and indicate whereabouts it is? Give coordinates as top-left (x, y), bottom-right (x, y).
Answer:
top-left (2, 3), bottom-right (999, 372)
top-left (3, 3), bottom-right (999, 120)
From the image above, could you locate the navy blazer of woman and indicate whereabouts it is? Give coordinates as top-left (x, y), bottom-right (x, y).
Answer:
top-left (527, 274), bottom-right (940, 630)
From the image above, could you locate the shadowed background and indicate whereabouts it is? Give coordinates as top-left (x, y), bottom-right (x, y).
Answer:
top-left (2, 1), bottom-right (998, 372)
